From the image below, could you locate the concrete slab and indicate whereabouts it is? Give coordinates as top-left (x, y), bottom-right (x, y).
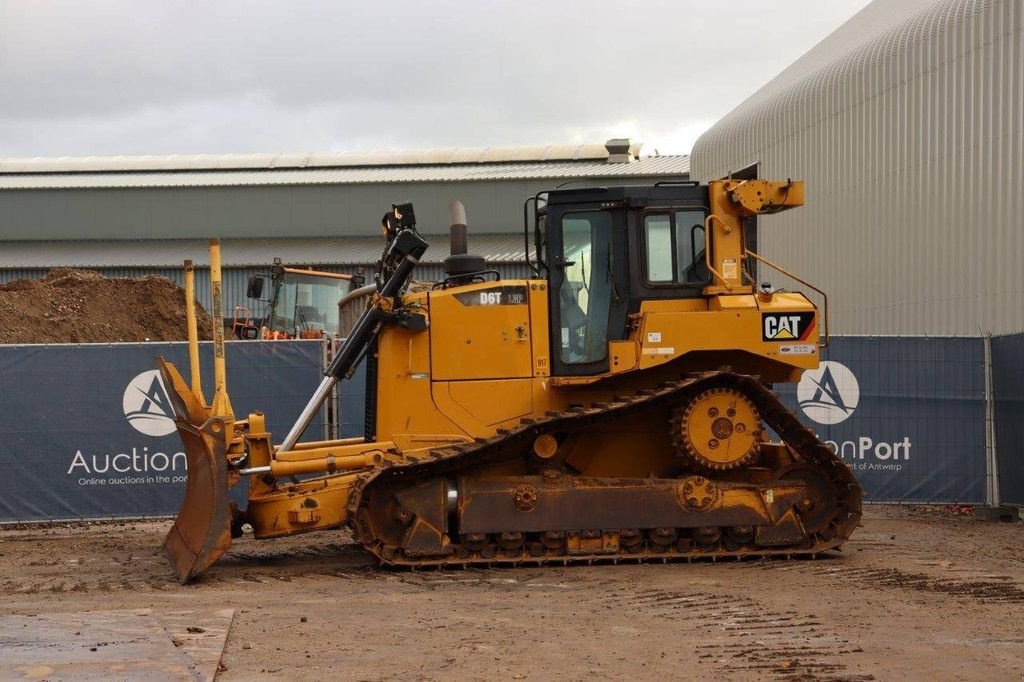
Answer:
top-left (975, 505), bottom-right (1021, 523)
top-left (0, 608), bottom-right (234, 681)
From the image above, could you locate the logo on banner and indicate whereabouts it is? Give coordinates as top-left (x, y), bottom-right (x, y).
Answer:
top-left (122, 370), bottom-right (176, 437)
top-left (798, 361), bottom-right (859, 425)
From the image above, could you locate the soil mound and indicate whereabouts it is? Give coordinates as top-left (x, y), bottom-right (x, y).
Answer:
top-left (0, 269), bottom-right (214, 344)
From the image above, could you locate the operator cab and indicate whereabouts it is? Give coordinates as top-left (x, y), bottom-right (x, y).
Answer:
top-left (243, 265), bottom-right (357, 339)
top-left (528, 184), bottom-right (728, 377)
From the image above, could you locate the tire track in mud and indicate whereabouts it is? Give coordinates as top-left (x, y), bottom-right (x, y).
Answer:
top-left (387, 570), bottom-right (871, 679)
top-left (600, 587), bottom-right (873, 681)
top-left (752, 561), bottom-right (1024, 605)
top-left (821, 566), bottom-right (1024, 604)
top-left (394, 568), bottom-right (574, 592)
top-left (0, 541), bottom-right (375, 595)
top-left (206, 542), bottom-right (375, 585)
top-left (0, 566), bottom-right (373, 595)
top-left (0, 574), bottom-right (176, 596)
top-left (220, 541), bottom-right (369, 568)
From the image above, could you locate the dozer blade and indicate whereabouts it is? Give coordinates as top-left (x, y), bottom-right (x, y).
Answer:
top-left (157, 358), bottom-right (235, 583)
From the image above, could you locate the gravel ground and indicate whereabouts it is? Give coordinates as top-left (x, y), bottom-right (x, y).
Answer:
top-left (1, 506), bottom-right (1021, 681)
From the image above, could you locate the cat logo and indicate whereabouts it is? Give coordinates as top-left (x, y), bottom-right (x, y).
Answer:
top-left (762, 312), bottom-right (815, 342)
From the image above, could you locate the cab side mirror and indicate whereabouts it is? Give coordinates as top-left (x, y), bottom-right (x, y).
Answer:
top-left (247, 276), bottom-right (265, 299)
top-left (239, 325), bottom-right (261, 340)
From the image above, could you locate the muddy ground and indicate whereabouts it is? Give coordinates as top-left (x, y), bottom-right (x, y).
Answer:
top-left (0, 506), bottom-right (1021, 681)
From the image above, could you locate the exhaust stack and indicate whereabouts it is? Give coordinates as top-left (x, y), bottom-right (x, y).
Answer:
top-left (449, 200), bottom-right (468, 255)
top-left (443, 200), bottom-right (486, 283)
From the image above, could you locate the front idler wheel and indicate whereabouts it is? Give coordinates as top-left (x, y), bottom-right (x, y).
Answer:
top-left (779, 466), bottom-right (838, 535)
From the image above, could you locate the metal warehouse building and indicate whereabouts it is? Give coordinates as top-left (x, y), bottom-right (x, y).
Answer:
top-left (0, 140), bottom-right (689, 314)
top-left (691, 0), bottom-right (1022, 336)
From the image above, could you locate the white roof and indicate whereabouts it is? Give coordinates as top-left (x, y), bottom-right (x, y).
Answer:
top-left (0, 235), bottom-right (528, 268)
top-left (0, 141), bottom-right (643, 174)
top-left (0, 156), bottom-right (689, 190)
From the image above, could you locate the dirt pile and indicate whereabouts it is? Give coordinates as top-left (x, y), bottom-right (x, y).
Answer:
top-left (0, 269), bottom-right (214, 344)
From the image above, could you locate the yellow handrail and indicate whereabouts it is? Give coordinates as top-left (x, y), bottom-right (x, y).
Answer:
top-left (744, 249), bottom-right (829, 348)
top-left (703, 214), bottom-right (732, 291)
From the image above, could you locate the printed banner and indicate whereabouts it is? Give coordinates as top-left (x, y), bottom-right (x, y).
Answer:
top-left (0, 335), bottom-right (1002, 521)
top-left (992, 333), bottom-right (1024, 504)
top-left (775, 337), bottom-right (987, 503)
top-left (337, 357), bottom-right (368, 439)
top-left (0, 341), bottom-right (324, 522)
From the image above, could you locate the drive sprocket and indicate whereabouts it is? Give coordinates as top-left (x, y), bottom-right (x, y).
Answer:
top-left (673, 387), bottom-right (762, 470)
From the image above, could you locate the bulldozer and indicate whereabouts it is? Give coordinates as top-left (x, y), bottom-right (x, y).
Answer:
top-left (158, 179), bottom-right (862, 582)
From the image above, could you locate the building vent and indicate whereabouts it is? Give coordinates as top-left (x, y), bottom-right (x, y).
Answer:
top-left (605, 138), bottom-right (637, 163)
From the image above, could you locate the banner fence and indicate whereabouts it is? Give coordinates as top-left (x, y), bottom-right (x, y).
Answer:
top-left (0, 334), bottom-right (1020, 522)
top-left (0, 340), bottom-right (324, 522)
top-left (992, 333), bottom-right (1024, 504)
top-left (775, 337), bottom-right (987, 504)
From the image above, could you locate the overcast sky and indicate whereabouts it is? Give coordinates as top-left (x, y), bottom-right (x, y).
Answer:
top-left (0, 1), bottom-right (872, 158)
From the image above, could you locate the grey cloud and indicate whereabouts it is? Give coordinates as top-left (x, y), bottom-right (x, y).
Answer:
top-left (0, 0), bottom-right (872, 156)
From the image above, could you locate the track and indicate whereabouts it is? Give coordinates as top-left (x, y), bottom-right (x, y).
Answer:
top-left (349, 371), bottom-right (863, 567)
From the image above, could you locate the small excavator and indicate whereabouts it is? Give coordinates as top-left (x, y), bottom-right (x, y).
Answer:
top-left (159, 179), bottom-right (862, 582)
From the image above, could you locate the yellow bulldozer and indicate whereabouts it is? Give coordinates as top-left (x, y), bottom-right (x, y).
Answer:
top-left (159, 179), bottom-right (862, 582)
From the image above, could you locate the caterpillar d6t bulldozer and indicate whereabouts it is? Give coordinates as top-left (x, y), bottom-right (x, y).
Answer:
top-left (158, 179), bottom-right (862, 582)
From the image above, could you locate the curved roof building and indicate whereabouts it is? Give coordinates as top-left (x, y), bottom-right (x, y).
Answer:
top-left (691, 0), bottom-right (1022, 336)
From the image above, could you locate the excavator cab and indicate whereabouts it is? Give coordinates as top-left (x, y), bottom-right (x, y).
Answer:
top-left (240, 264), bottom-right (356, 339)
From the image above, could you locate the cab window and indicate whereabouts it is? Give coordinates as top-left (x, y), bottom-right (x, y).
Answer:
top-left (642, 210), bottom-right (708, 285)
top-left (558, 211), bottom-right (612, 365)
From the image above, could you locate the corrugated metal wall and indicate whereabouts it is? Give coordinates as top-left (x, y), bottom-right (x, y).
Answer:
top-left (0, 173), bottom-right (689, 241)
top-left (691, 0), bottom-right (1023, 336)
top-left (0, 262), bottom-right (534, 316)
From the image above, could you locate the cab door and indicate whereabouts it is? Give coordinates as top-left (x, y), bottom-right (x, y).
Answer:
top-left (546, 207), bottom-right (628, 376)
